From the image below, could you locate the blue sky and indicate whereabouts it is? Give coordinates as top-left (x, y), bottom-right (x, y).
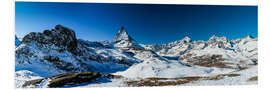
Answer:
top-left (15, 2), bottom-right (257, 44)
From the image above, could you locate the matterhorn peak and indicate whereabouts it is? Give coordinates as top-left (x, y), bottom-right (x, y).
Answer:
top-left (112, 26), bottom-right (136, 43)
top-left (112, 27), bottom-right (143, 49)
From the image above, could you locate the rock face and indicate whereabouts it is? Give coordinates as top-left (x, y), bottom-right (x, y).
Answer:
top-left (206, 35), bottom-right (232, 49)
top-left (22, 25), bottom-right (78, 54)
top-left (15, 25), bottom-right (140, 77)
top-left (112, 27), bottom-right (135, 43)
top-left (112, 27), bottom-right (143, 49)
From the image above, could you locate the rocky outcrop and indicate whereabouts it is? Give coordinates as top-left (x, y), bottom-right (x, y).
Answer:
top-left (179, 54), bottom-right (229, 68)
top-left (205, 35), bottom-right (233, 49)
top-left (22, 24), bottom-right (78, 54)
top-left (22, 72), bottom-right (122, 88)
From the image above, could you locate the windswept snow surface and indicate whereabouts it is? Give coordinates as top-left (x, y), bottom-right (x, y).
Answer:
top-left (81, 78), bottom-right (129, 87)
top-left (114, 49), bottom-right (235, 79)
top-left (15, 70), bottom-right (43, 88)
top-left (182, 65), bottom-right (258, 86)
top-left (114, 59), bottom-right (234, 79)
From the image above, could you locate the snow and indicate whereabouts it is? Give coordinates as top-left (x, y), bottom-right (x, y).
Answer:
top-left (15, 25), bottom-right (258, 87)
top-left (25, 79), bottom-right (51, 88)
top-left (114, 59), bottom-right (234, 79)
top-left (15, 70), bottom-right (43, 88)
top-left (182, 65), bottom-right (258, 86)
top-left (15, 39), bottom-right (140, 77)
top-left (81, 78), bottom-right (128, 87)
top-left (15, 42), bottom-right (76, 77)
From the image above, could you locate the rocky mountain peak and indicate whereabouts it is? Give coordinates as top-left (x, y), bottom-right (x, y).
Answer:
top-left (245, 34), bottom-right (254, 39)
top-left (168, 36), bottom-right (191, 44)
top-left (182, 36), bottom-right (192, 43)
top-left (208, 35), bottom-right (228, 42)
top-left (112, 27), bottom-right (143, 49)
top-left (112, 26), bottom-right (136, 43)
top-left (21, 24), bottom-right (78, 54)
top-left (206, 35), bottom-right (232, 49)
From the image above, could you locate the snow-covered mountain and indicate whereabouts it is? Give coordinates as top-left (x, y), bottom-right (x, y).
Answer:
top-left (15, 25), bottom-right (140, 77)
top-left (142, 34), bottom-right (257, 69)
top-left (15, 25), bottom-right (258, 88)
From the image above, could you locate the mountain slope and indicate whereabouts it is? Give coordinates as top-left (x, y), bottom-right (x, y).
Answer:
top-left (15, 25), bottom-right (258, 87)
top-left (15, 25), bottom-right (140, 77)
top-left (142, 35), bottom-right (257, 69)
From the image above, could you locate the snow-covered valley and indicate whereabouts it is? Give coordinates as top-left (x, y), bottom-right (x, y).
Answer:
top-left (15, 25), bottom-right (258, 88)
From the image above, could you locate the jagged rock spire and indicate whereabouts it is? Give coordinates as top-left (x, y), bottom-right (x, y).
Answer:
top-left (112, 26), bottom-right (136, 43)
top-left (112, 27), bottom-right (143, 49)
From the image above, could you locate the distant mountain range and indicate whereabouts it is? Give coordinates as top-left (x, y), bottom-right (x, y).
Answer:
top-left (15, 25), bottom-right (258, 88)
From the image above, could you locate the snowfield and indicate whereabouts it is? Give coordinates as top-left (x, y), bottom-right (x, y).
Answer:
top-left (114, 59), bottom-right (235, 79)
top-left (15, 70), bottom-right (43, 88)
top-left (15, 25), bottom-right (258, 88)
top-left (182, 66), bottom-right (258, 86)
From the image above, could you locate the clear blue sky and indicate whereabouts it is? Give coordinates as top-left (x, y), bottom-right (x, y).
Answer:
top-left (15, 2), bottom-right (257, 44)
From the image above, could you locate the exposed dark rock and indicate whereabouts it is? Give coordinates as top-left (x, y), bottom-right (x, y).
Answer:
top-left (77, 39), bottom-right (104, 48)
top-left (16, 25), bottom-right (139, 74)
top-left (22, 72), bottom-right (122, 88)
top-left (43, 56), bottom-right (76, 71)
top-left (23, 79), bottom-right (44, 87)
top-left (112, 26), bottom-right (135, 43)
top-left (179, 54), bottom-right (230, 68)
top-left (124, 73), bottom-right (240, 87)
top-left (22, 24), bottom-right (78, 55)
top-left (206, 35), bottom-right (233, 49)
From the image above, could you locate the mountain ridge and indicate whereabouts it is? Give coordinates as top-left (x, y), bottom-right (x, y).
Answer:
top-left (15, 25), bottom-right (258, 88)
